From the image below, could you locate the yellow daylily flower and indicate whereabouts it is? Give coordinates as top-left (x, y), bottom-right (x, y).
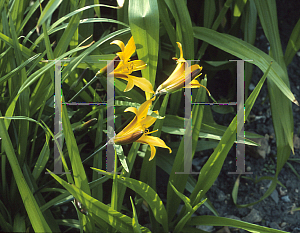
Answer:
top-left (114, 97), bottom-right (172, 161)
top-left (98, 36), bottom-right (154, 94)
top-left (155, 42), bottom-right (209, 95)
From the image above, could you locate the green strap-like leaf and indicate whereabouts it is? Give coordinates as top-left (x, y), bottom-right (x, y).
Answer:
top-left (91, 168), bottom-right (169, 232)
top-left (48, 171), bottom-right (150, 232)
top-left (37, 0), bottom-right (64, 28)
top-left (284, 17), bottom-right (300, 66)
top-left (188, 215), bottom-right (287, 233)
top-left (128, 0), bottom-right (160, 96)
top-left (0, 113), bottom-right (52, 232)
top-left (193, 26), bottom-right (298, 105)
top-left (130, 196), bottom-right (143, 233)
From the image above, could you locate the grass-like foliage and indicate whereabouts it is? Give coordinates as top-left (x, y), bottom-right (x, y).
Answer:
top-left (0, 0), bottom-right (299, 232)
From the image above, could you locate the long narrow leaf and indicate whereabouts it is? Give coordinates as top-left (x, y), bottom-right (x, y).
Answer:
top-left (284, 17), bottom-right (300, 66)
top-left (0, 113), bottom-right (51, 232)
top-left (188, 215), bottom-right (287, 233)
top-left (128, 0), bottom-right (160, 99)
top-left (48, 171), bottom-right (150, 232)
top-left (91, 168), bottom-right (169, 232)
top-left (37, 0), bottom-right (63, 28)
top-left (193, 27), bottom-right (298, 105)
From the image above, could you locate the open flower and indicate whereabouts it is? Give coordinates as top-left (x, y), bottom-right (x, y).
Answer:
top-left (98, 36), bottom-right (154, 93)
top-left (155, 42), bottom-right (208, 95)
top-left (114, 97), bottom-right (172, 160)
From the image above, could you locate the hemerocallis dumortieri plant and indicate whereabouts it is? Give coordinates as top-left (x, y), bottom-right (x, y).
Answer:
top-left (97, 36), bottom-right (154, 94)
top-left (155, 42), bottom-right (210, 96)
top-left (113, 97), bottom-right (171, 161)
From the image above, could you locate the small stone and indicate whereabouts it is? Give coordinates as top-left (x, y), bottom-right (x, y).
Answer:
top-left (225, 215), bottom-right (241, 221)
top-left (238, 207), bottom-right (249, 216)
top-left (289, 203), bottom-right (297, 214)
top-left (216, 226), bottom-right (231, 233)
top-left (249, 83), bottom-right (256, 91)
top-left (269, 222), bottom-right (280, 230)
top-left (280, 222), bottom-right (287, 227)
top-left (242, 209), bottom-right (262, 223)
top-left (279, 187), bottom-right (288, 196)
top-left (256, 134), bottom-right (270, 159)
top-left (281, 195), bottom-right (291, 203)
top-left (293, 135), bottom-right (300, 149)
top-left (270, 189), bottom-right (279, 204)
top-left (61, 206), bottom-right (69, 212)
top-left (217, 190), bottom-right (226, 202)
top-left (196, 225), bottom-right (214, 232)
top-left (248, 135), bottom-right (270, 159)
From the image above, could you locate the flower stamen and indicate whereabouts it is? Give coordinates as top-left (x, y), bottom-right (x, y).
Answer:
top-left (145, 129), bottom-right (158, 135)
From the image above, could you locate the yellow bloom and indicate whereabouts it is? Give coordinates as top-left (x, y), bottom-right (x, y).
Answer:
top-left (98, 37), bottom-right (154, 93)
top-left (114, 97), bottom-right (172, 160)
top-left (155, 42), bottom-right (206, 95)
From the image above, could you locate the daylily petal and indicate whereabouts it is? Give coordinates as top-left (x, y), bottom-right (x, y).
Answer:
top-left (114, 60), bottom-right (146, 74)
top-left (157, 63), bottom-right (185, 91)
top-left (157, 42), bottom-right (188, 91)
top-left (120, 98), bottom-right (154, 134)
top-left (137, 98), bottom-right (155, 121)
top-left (116, 116), bottom-right (138, 136)
top-left (124, 107), bottom-right (138, 115)
top-left (130, 60), bottom-right (147, 72)
top-left (98, 36), bottom-right (152, 94)
top-left (169, 64), bottom-right (201, 89)
top-left (123, 77), bottom-right (135, 92)
top-left (111, 40), bottom-right (125, 53)
top-left (114, 73), bottom-right (154, 93)
top-left (156, 62), bottom-right (203, 94)
top-left (184, 79), bottom-right (201, 88)
top-left (148, 144), bottom-right (157, 161)
top-left (122, 36), bottom-right (136, 62)
top-left (126, 75), bottom-right (154, 93)
top-left (176, 42), bottom-right (185, 63)
top-left (114, 60), bottom-right (134, 73)
top-left (112, 98), bottom-right (171, 161)
top-left (111, 37), bottom-right (135, 62)
top-left (140, 115), bottom-right (157, 129)
top-left (154, 41), bottom-right (208, 95)
top-left (137, 135), bottom-right (172, 160)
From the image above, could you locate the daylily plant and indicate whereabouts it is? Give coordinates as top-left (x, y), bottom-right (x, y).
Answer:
top-left (113, 97), bottom-right (172, 160)
top-left (155, 42), bottom-right (209, 96)
top-left (98, 36), bottom-right (154, 94)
